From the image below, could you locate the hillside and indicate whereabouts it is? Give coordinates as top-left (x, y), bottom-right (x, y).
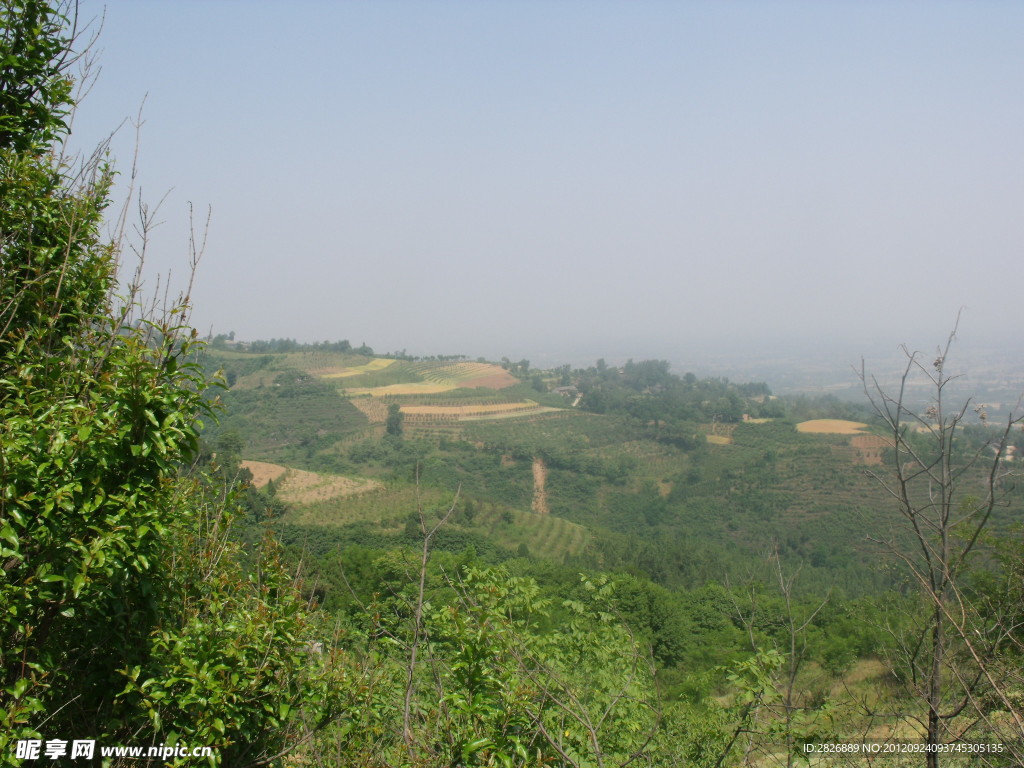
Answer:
top-left (200, 343), bottom-right (1020, 596)
top-left (191, 339), bottom-right (1024, 763)
top-left (10, 1), bottom-right (1023, 761)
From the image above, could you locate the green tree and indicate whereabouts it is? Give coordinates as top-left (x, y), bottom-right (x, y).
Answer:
top-left (386, 401), bottom-right (404, 437)
top-left (0, 3), bottom-right (349, 762)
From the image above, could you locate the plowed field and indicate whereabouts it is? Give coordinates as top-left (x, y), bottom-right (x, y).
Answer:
top-left (796, 419), bottom-right (868, 434)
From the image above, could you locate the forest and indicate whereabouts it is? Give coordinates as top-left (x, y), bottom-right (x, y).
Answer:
top-left (2, 3), bottom-right (1022, 767)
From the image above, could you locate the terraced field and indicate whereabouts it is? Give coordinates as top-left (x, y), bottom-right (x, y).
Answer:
top-left (345, 361), bottom-right (517, 396)
top-left (461, 406), bottom-right (562, 421)
top-left (338, 360), bottom-right (556, 422)
top-left (409, 361), bottom-right (518, 390)
top-left (347, 394), bottom-right (557, 423)
top-left (318, 358), bottom-right (397, 378)
top-left (207, 349), bottom-right (387, 389)
top-left (240, 460), bottom-right (382, 503)
top-left (278, 479), bottom-right (590, 562)
top-left (402, 401), bottom-right (557, 421)
top-left (346, 382), bottom-right (461, 396)
top-left (281, 484), bottom-right (450, 529)
top-left (796, 419), bottom-right (868, 434)
top-left (348, 396), bottom-right (389, 422)
top-left (473, 506), bottom-right (591, 560)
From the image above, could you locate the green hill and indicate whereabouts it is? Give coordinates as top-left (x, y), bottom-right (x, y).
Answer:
top-left (199, 344), bottom-right (982, 596)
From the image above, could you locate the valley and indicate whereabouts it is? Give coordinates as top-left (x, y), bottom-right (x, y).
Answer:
top-left (194, 339), bottom-right (1024, 764)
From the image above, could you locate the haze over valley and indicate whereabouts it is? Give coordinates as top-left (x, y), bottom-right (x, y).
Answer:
top-left (4, 2), bottom-right (1023, 765)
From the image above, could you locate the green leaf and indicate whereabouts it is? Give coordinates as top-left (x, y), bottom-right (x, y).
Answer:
top-left (0, 523), bottom-right (17, 548)
top-left (10, 677), bottom-right (30, 700)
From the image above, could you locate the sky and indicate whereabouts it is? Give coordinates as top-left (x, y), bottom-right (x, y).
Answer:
top-left (70, 1), bottom-right (1024, 369)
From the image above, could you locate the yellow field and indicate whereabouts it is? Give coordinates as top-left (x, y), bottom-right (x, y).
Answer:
top-left (347, 382), bottom-right (456, 396)
top-left (401, 402), bottom-right (539, 417)
top-left (705, 434), bottom-right (732, 445)
top-left (240, 460), bottom-right (381, 503)
top-left (318, 358), bottom-right (396, 379)
top-left (461, 406), bottom-right (561, 421)
top-left (796, 419), bottom-right (868, 434)
top-left (240, 460), bottom-right (288, 487)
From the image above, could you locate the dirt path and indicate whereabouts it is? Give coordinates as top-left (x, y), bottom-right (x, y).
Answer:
top-left (531, 457), bottom-right (550, 516)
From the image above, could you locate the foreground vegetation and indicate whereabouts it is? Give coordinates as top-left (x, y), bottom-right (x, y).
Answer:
top-left (3, 3), bottom-right (1022, 766)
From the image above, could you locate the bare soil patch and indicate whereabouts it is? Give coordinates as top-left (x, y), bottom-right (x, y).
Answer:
top-left (796, 419), bottom-right (868, 435)
top-left (240, 460), bottom-right (381, 503)
top-left (276, 468), bottom-right (382, 504)
top-left (460, 368), bottom-right (519, 389)
top-left (240, 460), bottom-right (289, 487)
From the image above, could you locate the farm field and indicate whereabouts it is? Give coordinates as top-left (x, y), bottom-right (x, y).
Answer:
top-left (461, 406), bottom-right (562, 421)
top-left (318, 358), bottom-right (397, 378)
top-left (473, 505), bottom-right (590, 560)
top-left (202, 344), bottom-right (1023, 598)
top-left (241, 460), bottom-right (382, 503)
top-left (409, 361), bottom-right (519, 389)
top-left (207, 349), bottom-right (386, 389)
top-left (402, 401), bottom-right (549, 419)
top-left (349, 394), bottom-right (561, 423)
top-left (346, 382), bottom-right (455, 396)
top-left (796, 418), bottom-right (869, 434)
top-left (342, 361), bottom-right (519, 395)
top-left (278, 477), bottom-right (590, 563)
top-left (240, 460), bottom-right (288, 487)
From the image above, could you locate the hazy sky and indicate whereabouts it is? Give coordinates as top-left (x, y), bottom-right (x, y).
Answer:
top-left (71, 1), bottom-right (1024, 366)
